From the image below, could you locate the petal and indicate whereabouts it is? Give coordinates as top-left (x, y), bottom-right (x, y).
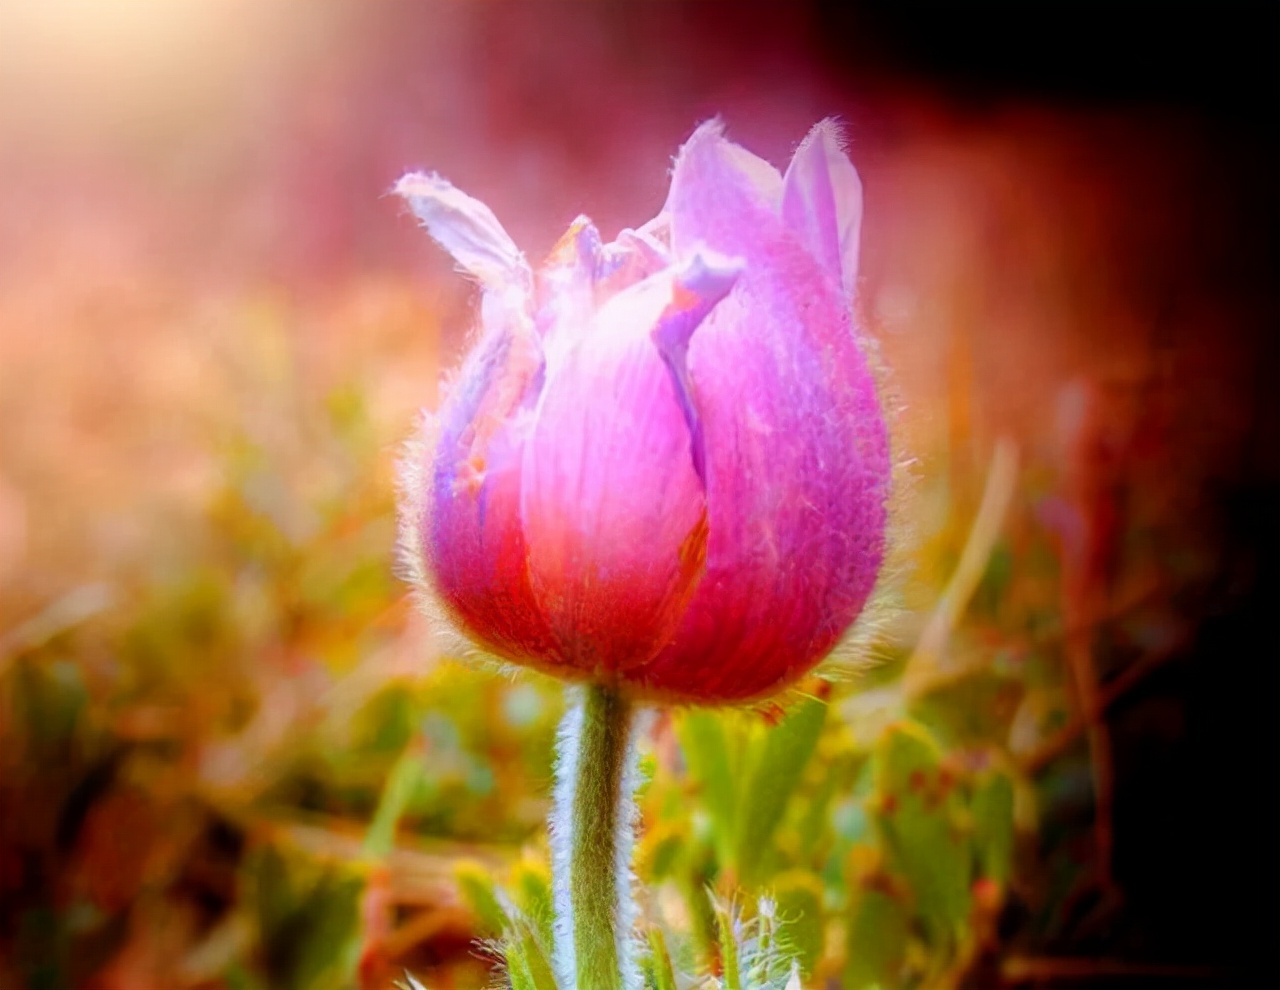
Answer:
top-left (399, 173), bottom-right (557, 660)
top-left (636, 121), bottom-right (890, 702)
top-left (651, 250), bottom-right (744, 483)
top-left (425, 292), bottom-right (559, 663)
top-left (535, 216), bottom-right (602, 363)
top-left (519, 259), bottom-right (737, 675)
top-left (597, 224), bottom-right (671, 301)
top-left (663, 119), bottom-right (784, 215)
top-left (396, 172), bottom-right (530, 289)
top-left (636, 212), bottom-right (672, 249)
top-left (782, 118), bottom-right (864, 298)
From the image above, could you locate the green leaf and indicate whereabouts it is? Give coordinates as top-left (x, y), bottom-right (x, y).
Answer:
top-left (870, 722), bottom-right (972, 948)
top-left (907, 671), bottom-right (1023, 748)
top-left (679, 866), bottom-right (720, 974)
top-left (795, 753), bottom-right (848, 856)
top-left (14, 655), bottom-right (88, 765)
top-left (734, 696), bottom-right (828, 887)
top-left (970, 769), bottom-right (1015, 885)
top-left (453, 861), bottom-right (511, 936)
top-left (715, 899), bottom-right (743, 990)
top-left (362, 744), bottom-right (423, 859)
top-left (844, 881), bottom-right (911, 990)
top-left (645, 926), bottom-right (679, 990)
top-left (508, 959), bottom-right (536, 990)
top-left (772, 871), bottom-right (825, 978)
top-left (637, 823), bottom-right (685, 883)
top-left (250, 844), bottom-right (365, 990)
top-left (503, 918), bottom-right (559, 990)
top-left (676, 711), bottom-right (738, 864)
top-left (512, 860), bottom-right (555, 947)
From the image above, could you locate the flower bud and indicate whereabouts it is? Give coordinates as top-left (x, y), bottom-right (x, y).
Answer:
top-left (399, 119), bottom-right (890, 704)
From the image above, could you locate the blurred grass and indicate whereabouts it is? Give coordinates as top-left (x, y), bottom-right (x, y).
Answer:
top-left (0, 272), bottom-right (1232, 985)
top-left (0, 282), bottom-right (566, 988)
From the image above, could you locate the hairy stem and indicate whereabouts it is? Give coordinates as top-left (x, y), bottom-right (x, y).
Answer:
top-left (552, 683), bottom-right (641, 990)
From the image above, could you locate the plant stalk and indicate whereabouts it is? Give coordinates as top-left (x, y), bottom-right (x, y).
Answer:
top-left (552, 682), bottom-right (640, 990)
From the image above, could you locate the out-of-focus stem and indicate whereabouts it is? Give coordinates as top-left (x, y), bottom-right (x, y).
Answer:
top-left (553, 682), bottom-right (640, 990)
top-left (1061, 584), bottom-right (1116, 888)
top-left (903, 437), bottom-right (1019, 698)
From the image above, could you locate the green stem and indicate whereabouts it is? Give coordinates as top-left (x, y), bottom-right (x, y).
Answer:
top-left (553, 683), bottom-right (640, 990)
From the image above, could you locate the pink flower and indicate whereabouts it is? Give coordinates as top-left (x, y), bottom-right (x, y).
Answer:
top-left (398, 119), bottom-right (890, 704)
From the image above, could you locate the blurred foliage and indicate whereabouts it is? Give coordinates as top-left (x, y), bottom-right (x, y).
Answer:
top-left (0, 292), bottom-right (561, 989)
top-left (0, 280), bottom-right (1222, 987)
top-left (0, 125), bottom-right (1243, 983)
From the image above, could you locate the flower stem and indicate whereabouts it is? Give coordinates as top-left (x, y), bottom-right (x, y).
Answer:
top-left (552, 682), bottom-right (640, 990)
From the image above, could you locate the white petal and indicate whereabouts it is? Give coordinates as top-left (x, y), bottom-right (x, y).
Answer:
top-left (396, 171), bottom-right (530, 288)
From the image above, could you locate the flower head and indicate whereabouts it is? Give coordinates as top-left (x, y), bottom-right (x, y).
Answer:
top-left (398, 119), bottom-right (890, 704)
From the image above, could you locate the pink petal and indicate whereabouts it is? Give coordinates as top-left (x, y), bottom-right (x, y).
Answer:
top-left (519, 255), bottom-right (737, 675)
top-left (597, 224), bottom-right (671, 301)
top-left (535, 216), bottom-right (602, 361)
top-left (425, 303), bottom-right (559, 662)
top-left (398, 174), bottom-right (559, 662)
top-left (651, 250), bottom-right (744, 482)
top-left (636, 120), bottom-right (890, 702)
top-left (662, 119), bottom-right (784, 213)
top-left (781, 118), bottom-right (864, 299)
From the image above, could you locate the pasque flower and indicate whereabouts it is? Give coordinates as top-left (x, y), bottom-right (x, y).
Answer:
top-left (398, 119), bottom-right (890, 705)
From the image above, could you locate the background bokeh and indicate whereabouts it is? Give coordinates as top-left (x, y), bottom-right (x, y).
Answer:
top-left (1, 2), bottom-right (1275, 988)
